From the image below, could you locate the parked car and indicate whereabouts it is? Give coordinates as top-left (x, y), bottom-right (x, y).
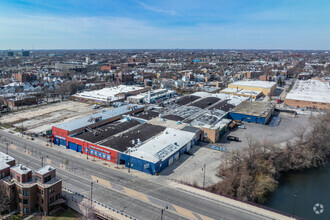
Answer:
top-left (227, 135), bottom-right (240, 142)
top-left (238, 125), bottom-right (246, 129)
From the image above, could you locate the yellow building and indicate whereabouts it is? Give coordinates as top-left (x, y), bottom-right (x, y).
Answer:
top-left (228, 80), bottom-right (277, 96)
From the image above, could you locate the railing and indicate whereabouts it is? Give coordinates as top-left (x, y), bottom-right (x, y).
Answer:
top-left (62, 186), bottom-right (137, 220)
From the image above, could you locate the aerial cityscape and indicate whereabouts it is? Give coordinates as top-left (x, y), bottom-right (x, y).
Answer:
top-left (0, 1), bottom-right (329, 220)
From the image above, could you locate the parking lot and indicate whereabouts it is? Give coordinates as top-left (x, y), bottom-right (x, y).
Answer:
top-left (217, 112), bottom-right (311, 151)
top-left (155, 111), bottom-right (311, 187)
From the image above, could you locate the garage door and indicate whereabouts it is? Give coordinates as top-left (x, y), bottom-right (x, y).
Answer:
top-left (68, 142), bottom-right (78, 151)
top-left (77, 145), bottom-right (82, 153)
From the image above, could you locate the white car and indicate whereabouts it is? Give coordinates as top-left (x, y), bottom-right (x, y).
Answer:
top-left (238, 125), bottom-right (246, 129)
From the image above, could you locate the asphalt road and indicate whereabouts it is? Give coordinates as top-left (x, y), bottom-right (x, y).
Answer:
top-left (0, 130), bottom-right (273, 220)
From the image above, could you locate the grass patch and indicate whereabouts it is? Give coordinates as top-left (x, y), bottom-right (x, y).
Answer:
top-left (13, 128), bottom-right (21, 133)
top-left (32, 208), bottom-right (82, 220)
top-left (1, 124), bottom-right (11, 129)
top-left (7, 214), bottom-right (24, 220)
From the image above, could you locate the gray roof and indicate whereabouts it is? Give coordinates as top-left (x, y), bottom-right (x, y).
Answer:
top-left (54, 104), bottom-right (144, 132)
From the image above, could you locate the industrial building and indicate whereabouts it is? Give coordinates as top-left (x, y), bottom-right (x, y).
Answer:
top-left (158, 92), bottom-right (247, 143)
top-left (285, 79), bottom-right (330, 109)
top-left (229, 101), bottom-right (275, 124)
top-left (72, 85), bottom-right (149, 105)
top-left (220, 87), bottom-right (262, 99)
top-left (127, 89), bottom-right (176, 104)
top-left (52, 103), bottom-right (200, 175)
top-left (51, 91), bottom-right (256, 174)
top-left (228, 80), bottom-right (277, 96)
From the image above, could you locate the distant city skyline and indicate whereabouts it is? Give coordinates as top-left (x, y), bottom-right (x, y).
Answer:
top-left (1, 0), bottom-right (330, 50)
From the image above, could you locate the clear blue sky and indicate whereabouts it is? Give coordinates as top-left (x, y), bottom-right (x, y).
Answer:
top-left (1, 0), bottom-right (330, 50)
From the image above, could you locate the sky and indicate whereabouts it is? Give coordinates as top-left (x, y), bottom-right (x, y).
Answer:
top-left (1, 0), bottom-right (330, 50)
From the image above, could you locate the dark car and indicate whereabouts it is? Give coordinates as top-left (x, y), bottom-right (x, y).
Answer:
top-left (227, 135), bottom-right (240, 142)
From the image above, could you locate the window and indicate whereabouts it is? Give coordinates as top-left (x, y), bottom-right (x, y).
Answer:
top-left (49, 188), bottom-right (54, 194)
top-left (17, 176), bottom-right (20, 182)
top-left (295, 100), bottom-right (300, 102)
top-left (11, 187), bottom-right (15, 193)
top-left (23, 190), bottom-right (29, 196)
top-left (23, 208), bottom-right (29, 214)
top-left (41, 199), bottom-right (43, 204)
top-left (312, 102), bottom-right (317, 104)
top-left (50, 197), bottom-right (54, 203)
top-left (19, 198), bottom-right (22, 203)
top-left (19, 189), bottom-right (22, 194)
top-left (44, 175), bottom-right (51, 183)
top-left (23, 199), bottom-right (28, 204)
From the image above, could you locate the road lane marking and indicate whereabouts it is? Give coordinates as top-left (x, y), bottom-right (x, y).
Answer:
top-left (173, 205), bottom-right (198, 220)
top-left (91, 175), bottom-right (111, 187)
top-left (10, 144), bottom-right (17, 150)
top-left (123, 187), bottom-right (150, 203)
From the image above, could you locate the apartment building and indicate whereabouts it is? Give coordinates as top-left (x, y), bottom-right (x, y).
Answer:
top-left (0, 153), bottom-right (64, 216)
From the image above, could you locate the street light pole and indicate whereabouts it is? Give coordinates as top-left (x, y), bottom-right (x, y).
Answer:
top-left (202, 164), bottom-right (206, 189)
top-left (161, 206), bottom-right (168, 220)
top-left (41, 155), bottom-right (48, 167)
top-left (5, 142), bottom-right (9, 155)
top-left (292, 189), bottom-right (297, 217)
top-left (128, 149), bottom-right (131, 173)
top-left (90, 182), bottom-right (93, 208)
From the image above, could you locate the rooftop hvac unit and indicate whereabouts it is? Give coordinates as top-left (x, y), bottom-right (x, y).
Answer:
top-left (137, 139), bottom-right (142, 145)
top-left (131, 139), bottom-right (135, 145)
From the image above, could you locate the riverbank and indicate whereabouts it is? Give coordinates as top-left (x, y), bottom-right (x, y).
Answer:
top-left (264, 161), bottom-right (329, 220)
top-left (206, 112), bottom-right (330, 205)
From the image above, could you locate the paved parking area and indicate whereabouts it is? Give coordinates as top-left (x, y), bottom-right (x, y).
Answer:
top-left (216, 112), bottom-right (311, 151)
top-left (154, 112), bottom-right (311, 187)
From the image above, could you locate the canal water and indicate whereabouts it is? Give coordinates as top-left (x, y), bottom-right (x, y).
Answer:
top-left (264, 162), bottom-right (329, 220)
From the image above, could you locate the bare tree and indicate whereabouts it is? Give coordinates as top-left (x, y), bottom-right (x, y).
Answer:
top-left (0, 182), bottom-right (11, 217)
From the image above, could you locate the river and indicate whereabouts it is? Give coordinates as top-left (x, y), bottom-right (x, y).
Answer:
top-left (263, 162), bottom-right (329, 220)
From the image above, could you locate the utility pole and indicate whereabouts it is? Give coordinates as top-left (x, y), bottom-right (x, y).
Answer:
top-left (202, 164), bottom-right (206, 189)
top-left (21, 121), bottom-right (23, 137)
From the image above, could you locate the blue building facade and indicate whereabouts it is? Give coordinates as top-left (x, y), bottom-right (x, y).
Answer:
top-left (229, 112), bottom-right (267, 124)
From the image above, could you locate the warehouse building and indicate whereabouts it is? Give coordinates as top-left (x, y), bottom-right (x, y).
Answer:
top-left (72, 85), bottom-right (149, 105)
top-left (285, 79), bottom-right (330, 109)
top-left (228, 80), bottom-right (277, 96)
top-left (51, 103), bottom-right (200, 175)
top-left (229, 101), bottom-right (275, 124)
top-left (125, 127), bottom-right (198, 175)
top-left (127, 89), bottom-right (176, 104)
top-left (220, 87), bottom-right (262, 99)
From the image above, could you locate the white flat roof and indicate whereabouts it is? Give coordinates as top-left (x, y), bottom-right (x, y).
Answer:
top-left (0, 151), bottom-right (14, 170)
top-left (35, 165), bottom-right (55, 175)
top-left (229, 80), bottom-right (277, 89)
top-left (73, 85), bottom-right (145, 101)
top-left (54, 104), bottom-right (144, 132)
top-left (286, 79), bottom-right (330, 103)
top-left (129, 128), bottom-right (195, 163)
top-left (221, 88), bottom-right (261, 96)
top-left (11, 164), bottom-right (32, 175)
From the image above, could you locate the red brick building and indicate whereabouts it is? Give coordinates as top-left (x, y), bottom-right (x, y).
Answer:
top-left (0, 152), bottom-right (64, 216)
